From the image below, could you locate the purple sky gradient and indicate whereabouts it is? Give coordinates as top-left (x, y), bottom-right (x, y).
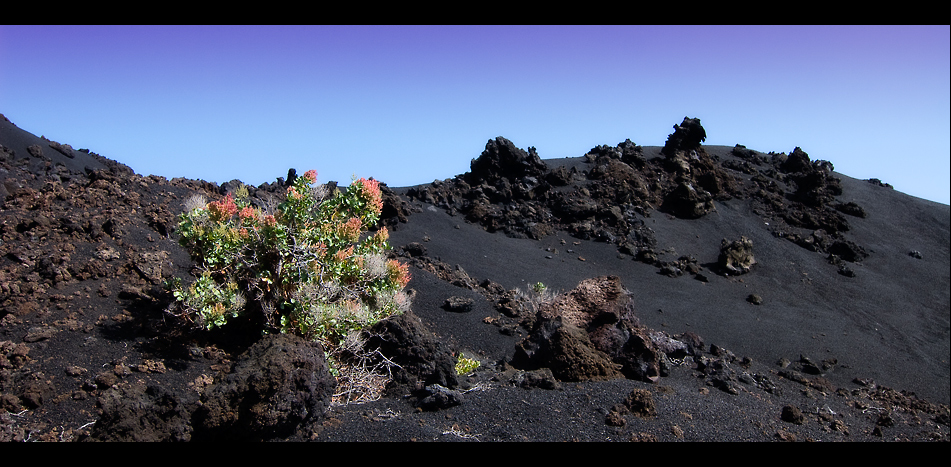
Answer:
top-left (1, 25), bottom-right (948, 204)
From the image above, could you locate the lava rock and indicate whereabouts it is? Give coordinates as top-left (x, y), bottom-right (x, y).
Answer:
top-left (442, 296), bottom-right (475, 313)
top-left (465, 136), bottom-right (549, 187)
top-left (661, 117), bottom-right (707, 156)
top-left (781, 405), bottom-right (804, 425)
top-left (364, 310), bottom-right (459, 393)
top-left (85, 382), bottom-right (198, 442)
top-left (662, 182), bottom-right (715, 219)
top-left (195, 333), bottom-right (335, 441)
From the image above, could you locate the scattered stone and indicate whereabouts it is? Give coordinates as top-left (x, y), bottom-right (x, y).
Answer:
top-left (27, 144), bottom-right (44, 158)
top-left (135, 360), bottom-right (167, 374)
top-left (718, 236), bottom-right (756, 275)
top-left (828, 239), bottom-right (868, 263)
top-left (416, 384), bottom-right (464, 411)
top-left (605, 405), bottom-right (627, 426)
top-left (64, 365), bottom-right (86, 377)
top-left (401, 242), bottom-right (428, 257)
top-left (624, 388), bottom-right (657, 418)
top-left (48, 141), bottom-right (76, 158)
top-left (442, 296), bottom-right (474, 313)
top-left (23, 327), bottom-right (56, 343)
top-left (133, 250), bottom-right (170, 284)
top-left (670, 424), bottom-right (685, 438)
top-left (835, 201), bottom-right (867, 218)
top-left (507, 367), bottom-right (561, 390)
top-left (0, 393), bottom-right (23, 413)
top-left (781, 405), bottom-right (804, 425)
top-left (830, 418), bottom-right (849, 435)
top-left (776, 429), bottom-right (798, 441)
top-left (94, 371), bottom-right (119, 389)
top-left (84, 380), bottom-right (197, 442)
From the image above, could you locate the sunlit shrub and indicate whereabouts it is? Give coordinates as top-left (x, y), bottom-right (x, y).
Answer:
top-left (169, 170), bottom-right (411, 353)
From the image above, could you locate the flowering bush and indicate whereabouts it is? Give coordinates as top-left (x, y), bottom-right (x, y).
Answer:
top-left (169, 170), bottom-right (411, 353)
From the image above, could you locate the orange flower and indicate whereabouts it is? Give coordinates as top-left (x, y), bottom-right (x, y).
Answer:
top-left (239, 206), bottom-right (258, 222)
top-left (334, 246), bottom-right (354, 264)
top-left (353, 178), bottom-right (383, 215)
top-left (369, 226), bottom-right (389, 248)
top-left (303, 169), bottom-right (318, 184)
top-left (209, 193), bottom-right (238, 221)
top-left (387, 259), bottom-right (411, 288)
top-left (338, 216), bottom-right (362, 241)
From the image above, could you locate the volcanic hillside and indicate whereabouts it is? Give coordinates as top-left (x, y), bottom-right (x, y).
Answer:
top-left (1, 114), bottom-right (948, 442)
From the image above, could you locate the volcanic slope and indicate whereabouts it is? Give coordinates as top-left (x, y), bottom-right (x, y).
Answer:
top-left (1, 113), bottom-right (948, 442)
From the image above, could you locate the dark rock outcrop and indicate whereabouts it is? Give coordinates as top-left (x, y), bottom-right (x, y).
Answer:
top-left (363, 310), bottom-right (459, 394)
top-left (465, 137), bottom-right (549, 187)
top-left (662, 181), bottom-right (716, 219)
top-left (195, 333), bottom-right (335, 441)
top-left (662, 117), bottom-right (707, 156)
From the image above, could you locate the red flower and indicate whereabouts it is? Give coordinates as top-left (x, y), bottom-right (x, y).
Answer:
top-left (303, 169), bottom-right (318, 184)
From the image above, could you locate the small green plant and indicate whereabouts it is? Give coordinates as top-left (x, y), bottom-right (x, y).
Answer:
top-left (531, 281), bottom-right (547, 293)
top-left (455, 353), bottom-right (481, 376)
top-left (169, 169), bottom-right (411, 355)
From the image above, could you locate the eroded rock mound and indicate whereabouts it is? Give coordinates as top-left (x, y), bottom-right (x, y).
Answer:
top-left (510, 276), bottom-right (702, 383)
top-left (363, 310), bottom-right (459, 395)
top-left (658, 118), bottom-right (740, 218)
top-left (513, 316), bottom-right (624, 382)
top-left (403, 119), bottom-right (746, 266)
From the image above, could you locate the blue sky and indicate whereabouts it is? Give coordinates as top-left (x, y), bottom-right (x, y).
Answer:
top-left (1, 25), bottom-right (948, 204)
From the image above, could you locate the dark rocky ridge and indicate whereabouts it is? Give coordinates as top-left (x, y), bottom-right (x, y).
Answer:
top-left (1, 113), bottom-right (947, 442)
top-left (403, 117), bottom-right (870, 279)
